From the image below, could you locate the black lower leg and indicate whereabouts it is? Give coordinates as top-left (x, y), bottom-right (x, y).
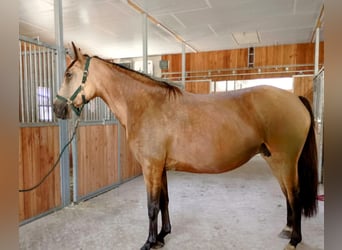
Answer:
top-left (157, 169), bottom-right (171, 245)
top-left (141, 198), bottom-right (160, 250)
top-left (289, 193), bottom-right (302, 247)
top-left (279, 198), bottom-right (294, 239)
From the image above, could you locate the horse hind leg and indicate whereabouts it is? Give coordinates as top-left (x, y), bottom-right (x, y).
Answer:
top-left (262, 155), bottom-right (302, 250)
top-left (156, 168), bottom-right (172, 246)
top-left (280, 182), bottom-right (303, 250)
top-left (278, 196), bottom-right (294, 239)
top-left (276, 184), bottom-right (302, 250)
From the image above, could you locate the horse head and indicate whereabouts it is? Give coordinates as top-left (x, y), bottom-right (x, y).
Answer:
top-left (53, 42), bottom-right (97, 119)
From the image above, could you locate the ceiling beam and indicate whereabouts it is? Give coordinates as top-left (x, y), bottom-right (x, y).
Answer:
top-left (311, 4), bottom-right (324, 43)
top-left (126, 0), bottom-right (198, 53)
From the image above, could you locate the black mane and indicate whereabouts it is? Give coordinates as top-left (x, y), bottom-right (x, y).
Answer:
top-left (91, 55), bottom-right (183, 97)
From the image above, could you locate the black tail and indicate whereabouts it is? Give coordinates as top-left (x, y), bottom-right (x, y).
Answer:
top-left (298, 96), bottom-right (318, 217)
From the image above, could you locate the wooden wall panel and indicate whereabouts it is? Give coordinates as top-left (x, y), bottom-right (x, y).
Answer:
top-left (77, 125), bottom-right (119, 198)
top-left (119, 123), bottom-right (142, 181)
top-left (185, 81), bottom-right (210, 94)
top-left (162, 48), bottom-right (248, 73)
top-left (293, 75), bottom-right (314, 105)
top-left (254, 44), bottom-right (296, 66)
top-left (254, 43), bottom-right (324, 66)
top-left (77, 123), bottom-right (142, 198)
top-left (162, 42), bottom-right (324, 81)
top-left (19, 126), bottom-right (61, 222)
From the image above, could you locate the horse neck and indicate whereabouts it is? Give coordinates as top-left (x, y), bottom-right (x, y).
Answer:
top-left (94, 61), bottom-right (161, 127)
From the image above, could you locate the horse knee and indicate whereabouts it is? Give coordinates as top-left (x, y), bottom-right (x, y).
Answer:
top-left (148, 200), bottom-right (159, 220)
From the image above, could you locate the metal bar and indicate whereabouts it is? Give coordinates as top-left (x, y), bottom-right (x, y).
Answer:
top-left (32, 45), bottom-right (40, 122)
top-left (23, 42), bottom-right (29, 123)
top-left (38, 46), bottom-right (42, 121)
top-left (38, 45), bottom-right (43, 121)
top-left (313, 69), bottom-right (324, 183)
top-left (51, 48), bottom-right (56, 122)
top-left (78, 120), bottom-right (118, 126)
top-left (42, 47), bottom-right (47, 121)
top-left (181, 42), bottom-right (186, 87)
top-left (76, 182), bottom-right (121, 204)
top-left (19, 122), bottom-right (59, 128)
top-left (142, 13), bottom-right (148, 74)
top-left (29, 43), bottom-right (35, 123)
top-left (72, 116), bottom-right (79, 202)
top-left (19, 34), bottom-right (58, 50)
top-left (52, 51), bottom-right (57, 122)
top-left (162, 63), bottom-right (319, 77)
top-left (54, 0), bottom-right (70, 207)
top-left (310, 4), bottom-right (324, 43)
top-left (117, 123), bottom-right (121, 183)
top-left (19, 41), bottom-right (24, 122)
top-left (19, 205), bottom-right (63, 226)
top-left (314, 27), bottom-right (320, 75)
top-left (30, 43), bottom-right (38, 122)
top-left (164, 69), bottom-right (315, 81)
top-left (47, 49), bottom-right (52, 122)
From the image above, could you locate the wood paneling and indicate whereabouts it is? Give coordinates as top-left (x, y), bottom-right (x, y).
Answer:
top-left (77, 124), bottom-right (119, 198)
top-left (162, 48), bottom-right (248, 73)
top-left (162, 42), bottom-right (324, 81)
top-left (254, 43), bottom-right (324, 66)
top-left (293, 75), bottom-right (314, 105)
top-left (119, 124), bottom-right (142, 181)
top-left (19, 126), bottom-right (61, 221)
top-left (185, 81), bottom-right (210, 94)
top-left (77, 123), bottom-right (142, 198)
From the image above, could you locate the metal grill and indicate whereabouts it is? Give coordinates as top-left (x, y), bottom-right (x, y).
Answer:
top-left (19, 37), bottom-right (58, 124)
top-left (19, 36), bottom-right (116, 124)
top-left (81, 97), bottom-right (116, 122)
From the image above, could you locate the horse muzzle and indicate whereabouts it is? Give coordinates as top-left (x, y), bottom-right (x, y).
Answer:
top-left (53, 99), bottom-right (70, 119)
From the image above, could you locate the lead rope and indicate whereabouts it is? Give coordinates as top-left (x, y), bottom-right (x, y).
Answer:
top-left (19, 119), bottom-right (81, 192)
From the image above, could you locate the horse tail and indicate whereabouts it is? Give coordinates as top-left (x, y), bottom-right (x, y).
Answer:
top-left (298, 96), bottom-right (318, 217)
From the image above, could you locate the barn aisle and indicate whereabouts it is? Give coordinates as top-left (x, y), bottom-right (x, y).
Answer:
top-left (19, 155), bottom-right (324, 250)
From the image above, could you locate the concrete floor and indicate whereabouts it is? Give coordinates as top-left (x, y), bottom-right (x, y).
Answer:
top-left (19, 156), bottom-right (324, 250)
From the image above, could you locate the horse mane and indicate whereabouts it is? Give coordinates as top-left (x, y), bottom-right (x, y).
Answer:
top-left (90, 55), bottom-right (183, 98)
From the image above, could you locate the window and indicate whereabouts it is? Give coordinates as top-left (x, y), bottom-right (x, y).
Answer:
top-left (37, 87), bottom-right (53, 122)
top-left (211, 77), bottom-right (293, 93)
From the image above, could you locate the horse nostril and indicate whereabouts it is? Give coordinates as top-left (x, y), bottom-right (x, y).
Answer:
top-left (53, 101), bottom-right (69, 119)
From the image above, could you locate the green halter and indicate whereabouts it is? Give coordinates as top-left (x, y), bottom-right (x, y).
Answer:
top-left (56, 56), bottom-right (91, 116)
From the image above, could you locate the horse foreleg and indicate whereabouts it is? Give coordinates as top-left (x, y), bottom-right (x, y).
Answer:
top-left (157, 168), bottom-right (171, 245)
top-left (140, 165), bottom-right (164, 250)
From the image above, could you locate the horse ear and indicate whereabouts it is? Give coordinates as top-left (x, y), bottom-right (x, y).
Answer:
top-left (71, 41), bottom-right (84, 64)
top-left (65, 53), bottom-right (73, 67)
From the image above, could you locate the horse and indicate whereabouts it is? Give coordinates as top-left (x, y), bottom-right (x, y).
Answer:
top-left (53, 42), bottom-right (318, 250)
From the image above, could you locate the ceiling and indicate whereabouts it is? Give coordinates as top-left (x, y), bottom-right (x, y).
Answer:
top-left (19, 0), bottom-right (324, 59)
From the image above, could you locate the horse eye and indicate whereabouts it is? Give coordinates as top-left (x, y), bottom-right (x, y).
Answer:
top-left (65, 72), bottom-right (72, 79)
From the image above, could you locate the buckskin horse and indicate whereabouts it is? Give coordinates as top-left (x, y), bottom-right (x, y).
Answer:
top-left (53, 43), bottom-right (318, 250)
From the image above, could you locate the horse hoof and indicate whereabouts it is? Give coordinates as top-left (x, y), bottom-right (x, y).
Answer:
top-left (279, 230), bottom-right (292, 239)
top-left (140, 243), bottom-right (151, 250)
top-left (278, 226), bottom-right (292, 239)
top-left (141, 240), bottom-right (165, 250)
top-left (284, 243), bottom-right (296, 250)
top-left (151, 240), bottom-right (165, 249)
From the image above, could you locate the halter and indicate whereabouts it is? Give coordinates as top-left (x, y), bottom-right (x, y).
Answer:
top-left (56, 56), bottom-right (91, 116)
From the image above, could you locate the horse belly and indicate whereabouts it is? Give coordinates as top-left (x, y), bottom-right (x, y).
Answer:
top-left (166, 138), bottom-right (259, 174)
